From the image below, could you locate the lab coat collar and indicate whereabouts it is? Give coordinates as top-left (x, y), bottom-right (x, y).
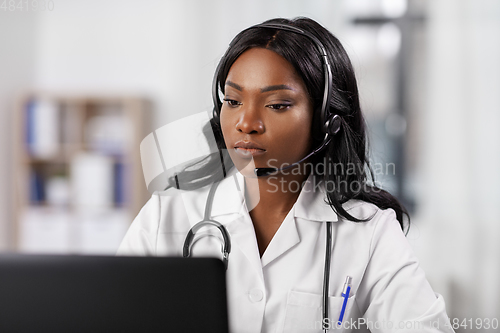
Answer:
top-left (211, 169), bottom-right (302, 270)
top-left (208, 169), bottom-right (348, 270)
top-left (210, 167), bottom-right (248, 218)
top-left (209, 169), bottom-right (343, 223)
top-left (293, 174), bottom-right (339, 223)
top-left (292, 174), bottom-right (369, 223)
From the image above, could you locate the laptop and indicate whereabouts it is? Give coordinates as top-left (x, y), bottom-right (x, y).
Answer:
top-left (0, 254), bottom-right (229, 333)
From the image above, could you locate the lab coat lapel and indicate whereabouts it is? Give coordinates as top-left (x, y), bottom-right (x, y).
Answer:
top-left (229, 216), bottom-right (265, 281)
top-left (210, 171), bottom-right (265, 280)
top-left (210, 171), bottom-right (246, 217)
top-left (261, 174), bottom-right (339, 268)
top-left (260, 208), bottom-right (300, 268)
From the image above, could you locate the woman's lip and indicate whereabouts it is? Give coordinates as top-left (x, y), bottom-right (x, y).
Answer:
top-left (234, 141), bottom-right (265, 150)
top-left (233, 147), bottom-right (266, 157)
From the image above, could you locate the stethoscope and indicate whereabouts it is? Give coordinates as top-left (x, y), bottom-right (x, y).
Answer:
top-left (182, 180), bottom-right (334, 332)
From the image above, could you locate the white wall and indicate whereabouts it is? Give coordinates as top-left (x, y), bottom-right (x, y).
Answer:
top-left (415, 0), bottom-right (500, 322)
top-left (0, 11), bottom-right (38, 249)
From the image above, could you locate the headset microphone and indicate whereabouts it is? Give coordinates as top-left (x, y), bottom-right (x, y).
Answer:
top-left (254, 114), bottom-right (341, 177)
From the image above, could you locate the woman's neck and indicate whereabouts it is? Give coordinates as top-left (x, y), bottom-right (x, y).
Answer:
top-left (244, 172), bottom-right (309, 215)
top-left (244, 170), bottom-right (310, 257)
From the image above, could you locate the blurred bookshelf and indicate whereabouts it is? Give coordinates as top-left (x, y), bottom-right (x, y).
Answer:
top-left (13, 93), bottom-right (151, 254)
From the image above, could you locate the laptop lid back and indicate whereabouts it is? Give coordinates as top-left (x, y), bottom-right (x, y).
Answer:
top-left (0, 254), bottom-right (228, 333)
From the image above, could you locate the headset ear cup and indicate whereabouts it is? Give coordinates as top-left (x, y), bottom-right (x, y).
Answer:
top-left (328, 114), bottom-right (341, 135)
top-left (312, 113), bottom-right (341, 140)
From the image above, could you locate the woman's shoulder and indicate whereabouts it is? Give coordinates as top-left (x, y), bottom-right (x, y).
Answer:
top-left (342, 199), bottom-right (379, 218)
top-left (338, 199), bottom-right (410, 261)
top-left (148, 173), bottom-right (245, 229)
top-left (338, 199), bottom-right (402, 236)
top-left (151, 185), bottom-right (210, 230)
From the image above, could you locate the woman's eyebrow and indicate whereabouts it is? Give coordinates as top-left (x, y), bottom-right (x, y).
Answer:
top-left (225, 80), bottom-right (295, 93)
top-left (261, 84), bottom-right (295, 93)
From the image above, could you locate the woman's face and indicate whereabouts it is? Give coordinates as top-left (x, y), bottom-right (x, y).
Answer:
top-left (220, 47), bottom-right (314, 177)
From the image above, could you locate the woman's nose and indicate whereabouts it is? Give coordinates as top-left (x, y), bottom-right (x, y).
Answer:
top-left (235, 106), bottom-right (264, 134)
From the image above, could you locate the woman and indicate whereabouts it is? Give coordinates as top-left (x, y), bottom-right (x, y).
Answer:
top-left (118, 17), bottom-right (454, 333)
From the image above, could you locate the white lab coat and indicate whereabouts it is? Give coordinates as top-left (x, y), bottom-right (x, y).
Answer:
top-left (117, 168), bottom-right (455, 333)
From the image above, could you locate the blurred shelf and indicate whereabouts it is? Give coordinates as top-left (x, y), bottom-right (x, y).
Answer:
top-left (13, 93), bottom-right (151, 253)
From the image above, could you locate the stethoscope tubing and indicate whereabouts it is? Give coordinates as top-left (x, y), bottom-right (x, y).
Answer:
top-left (183, 181), bottom-right (231, 270)
top-left (323, 221), bottom-right (333, 332)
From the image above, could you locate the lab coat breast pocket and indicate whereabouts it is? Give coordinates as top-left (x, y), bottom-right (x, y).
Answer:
top-left (282, 290), bottom-right (355, 333)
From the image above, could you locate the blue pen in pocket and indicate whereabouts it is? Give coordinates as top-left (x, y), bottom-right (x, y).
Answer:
top-left (338, 276), bottom-right (352, 325)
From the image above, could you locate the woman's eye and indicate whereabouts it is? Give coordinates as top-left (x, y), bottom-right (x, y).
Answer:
top-left (267, 104), bottom-right (291, 111)
top-left (223, 98), bottom-right (241, 107)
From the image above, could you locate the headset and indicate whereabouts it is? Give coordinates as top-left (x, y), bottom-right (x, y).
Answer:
top-left (211, 22), bottom-right (342, 177)
top-left (185, 22), bottom-right (343, 332)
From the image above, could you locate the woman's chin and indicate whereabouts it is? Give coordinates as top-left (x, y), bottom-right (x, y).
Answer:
top-left (228, 150), bottom-right (258, 178)
top-left (235, 161), bottom-right (259, 179)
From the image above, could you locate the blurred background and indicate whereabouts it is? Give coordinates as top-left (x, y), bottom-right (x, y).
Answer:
top-left (0, 0), bottom-right (498, 330)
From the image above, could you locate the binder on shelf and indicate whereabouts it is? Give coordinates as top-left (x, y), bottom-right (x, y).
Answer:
top-left (46, 176), bottom-right (70, 207)
top-left (70, 152), bottom-right (114, 209)
top-left (26, 98), bottom-right (60, 159)
top-left (114, 162), bottom-right (127, 206)
top-left (84, 112), bottom-right (132, 156)
top-left (29, 170), bottom-right (44, 204)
